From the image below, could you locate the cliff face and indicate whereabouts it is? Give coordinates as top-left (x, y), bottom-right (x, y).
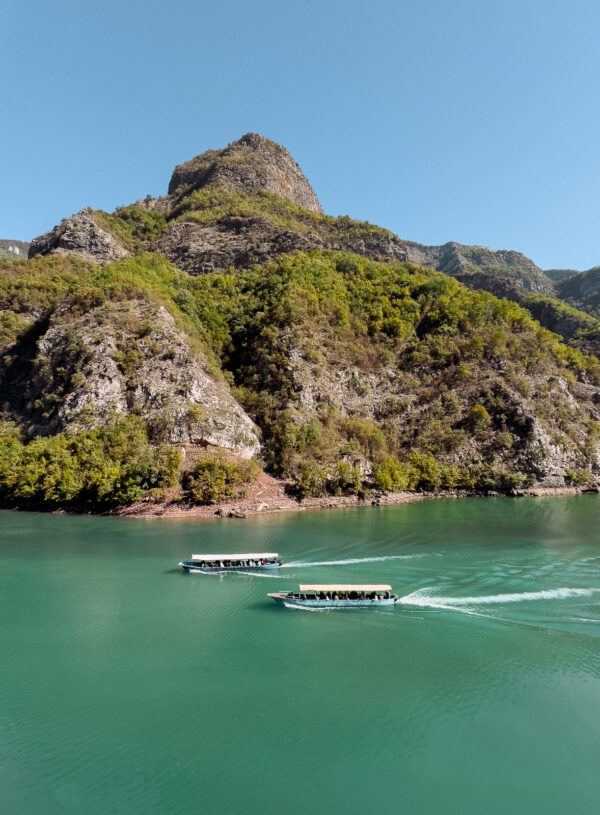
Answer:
top-left (28, 209), bottom-right (130, 266)
top-left (0, 265), bottom-right (260, 459)
top-left (168, 133), bottom-right (323, 214)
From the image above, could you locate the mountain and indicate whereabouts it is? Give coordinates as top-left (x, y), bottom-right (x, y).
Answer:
top-left (545, 269), bottom-right (581, 282)
top-left (30, 134), bottom-right (581, 344)
top-left (27, 138), bottom-right (556, 297)
top-left (555, 267), bottom-right (600, 317)
top-left (2, 134), bottom-right (600, 511)
top-left (0, 240), bottom-right (29, 260)
top-left (403, 242), bottom-right (555, 294)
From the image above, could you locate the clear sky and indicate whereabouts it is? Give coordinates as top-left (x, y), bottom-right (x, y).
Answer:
top-left (2, 0), bottom-right (599, 269)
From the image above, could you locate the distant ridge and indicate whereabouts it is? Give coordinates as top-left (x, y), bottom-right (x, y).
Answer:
top-left (0, 239), bottom-right (29, 260)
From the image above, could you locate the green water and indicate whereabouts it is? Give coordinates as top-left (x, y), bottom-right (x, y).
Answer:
top-left (2, 497), bottom-right (600, 814)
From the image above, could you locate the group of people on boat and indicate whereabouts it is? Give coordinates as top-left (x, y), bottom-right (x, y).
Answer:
top-left (195, 558), bottom-right (272, 569)
top-left (291, 590), bottom-right (392, 601)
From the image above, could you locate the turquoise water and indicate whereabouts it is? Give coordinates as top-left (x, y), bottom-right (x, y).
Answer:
top-left (1, 496), bottom-right (600, 814)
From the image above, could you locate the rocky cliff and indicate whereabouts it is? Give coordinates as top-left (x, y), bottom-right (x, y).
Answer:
top-left (168, 133), bottom-right (323, 214)
top-left (28, 209), bottom-right (130, 266)
top-left (0, 255), bottom-right (260, 459)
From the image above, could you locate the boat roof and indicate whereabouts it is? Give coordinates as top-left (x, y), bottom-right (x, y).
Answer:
top-left (191, 553), bottom-right (278, 561)
top-left (299, 584), bottom-right (392, 592)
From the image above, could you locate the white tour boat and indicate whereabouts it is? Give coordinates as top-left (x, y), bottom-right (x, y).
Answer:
top-left (179, 553), bottom-right (282, 573)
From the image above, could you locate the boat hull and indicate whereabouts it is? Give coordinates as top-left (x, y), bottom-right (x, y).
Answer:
top-left (268, 593), bottom-right (397, 608)
top-left (179, 561), bottom-right (281, 573)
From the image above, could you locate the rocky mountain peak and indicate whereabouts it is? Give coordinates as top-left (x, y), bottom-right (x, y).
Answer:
top-left (167, 132), bottom-right (323, 213)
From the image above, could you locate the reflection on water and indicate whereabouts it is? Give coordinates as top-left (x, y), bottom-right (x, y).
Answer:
top-left (1, 495), bottom-right (600, 815)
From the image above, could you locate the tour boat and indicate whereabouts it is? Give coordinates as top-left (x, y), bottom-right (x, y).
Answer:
top-left (179, 553), bottom-right (282, 573)
top-left (268, 584), bottom-right (398, 608)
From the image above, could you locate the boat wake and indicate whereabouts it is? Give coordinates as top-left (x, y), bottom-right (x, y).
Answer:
top-left (188, 569), bottom-right (287, 578)
top-left (282, 554), bottom-right (421, 568)
top-left (399, 586), bottom-right (599, 609)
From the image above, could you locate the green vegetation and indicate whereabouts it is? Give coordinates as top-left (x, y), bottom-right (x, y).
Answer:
top-left (1, 248), bottom-right (599, 505)
top-left (95, 207), bottom-right (168, 253)
top-left (183, 453), bottom-right (260, 504)
top-left (522, 294), bottom-right (600, 346)
top-left (372, 454), bottom-right (535, 493)
top-left (171, 188), bottom-right (397, 240)
top-left (72, 188), bottom-right (400, 260)
top-left (0, 418), bottom-right (180, 507)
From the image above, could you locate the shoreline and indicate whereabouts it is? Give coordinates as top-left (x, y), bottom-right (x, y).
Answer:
top-left (2, 480), bottom-right (597, 521)
top-left (114, 481), bottom-right (600, 521)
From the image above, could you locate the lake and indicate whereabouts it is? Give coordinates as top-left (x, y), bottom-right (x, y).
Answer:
top-left (1, 496), bottom-right (600, 814)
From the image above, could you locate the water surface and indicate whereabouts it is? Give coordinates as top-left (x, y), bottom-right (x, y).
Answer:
top-left (2, 496), bottom-right (600, 814)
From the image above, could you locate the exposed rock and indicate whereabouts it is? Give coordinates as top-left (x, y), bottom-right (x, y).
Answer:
top-left (28, 209), bottom-right (129, 266)
top-left (168, 133), bottom-right (322, 213)
top-left (157, 216), bottom-right (319, 275)
top-left (15, 300), bottom-right (260, 458)
top-left (275, 326), bottom-right (600, 487)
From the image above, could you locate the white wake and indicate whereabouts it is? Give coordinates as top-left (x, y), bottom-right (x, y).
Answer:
top-left (282, 554), bottom-right (421, 568)
top-left (399, 587), bottom-right (599, 608)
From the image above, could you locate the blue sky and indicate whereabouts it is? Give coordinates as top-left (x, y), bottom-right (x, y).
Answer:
top-left (2, 0), bottom-right (599, 269)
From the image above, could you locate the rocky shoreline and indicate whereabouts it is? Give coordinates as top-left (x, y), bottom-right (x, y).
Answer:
top-left (115, 479), bottom-right (600, 521)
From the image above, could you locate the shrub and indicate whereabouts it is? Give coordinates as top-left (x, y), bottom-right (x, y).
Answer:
top-left (296, 460), bottom-right (327, 498)
top-left (406, 452), bottom-right (442, 490)
top-left (328, 461), bottom-right (363, 496)
top-left (183, 454), bottom-right (260, 504)
top-left (466, 404), bottom-right (492, 433)
top-left (372, 456), bottom-right (409, 491)
top-left (0, 418), bottom-right (181, 506)
top-left (565, 467), bottom-right (593, 486)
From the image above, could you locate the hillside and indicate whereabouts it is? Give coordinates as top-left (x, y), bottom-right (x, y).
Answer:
top-left (3, 134), bottom-right (600, 511)
top-left (545, 268), bottom-right (581, 282)
top-left (31, 133), bottom-right (592, 350)
top-left (2, 249), bottom-right (600, 511)
top-left (555, 267), bottom-right (600, 317)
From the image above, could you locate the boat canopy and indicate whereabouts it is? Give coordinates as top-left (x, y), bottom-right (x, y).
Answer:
top-left (191, 553), bottom-right (278, 561)
top-left (298, 584), bottom-right (392, 592)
